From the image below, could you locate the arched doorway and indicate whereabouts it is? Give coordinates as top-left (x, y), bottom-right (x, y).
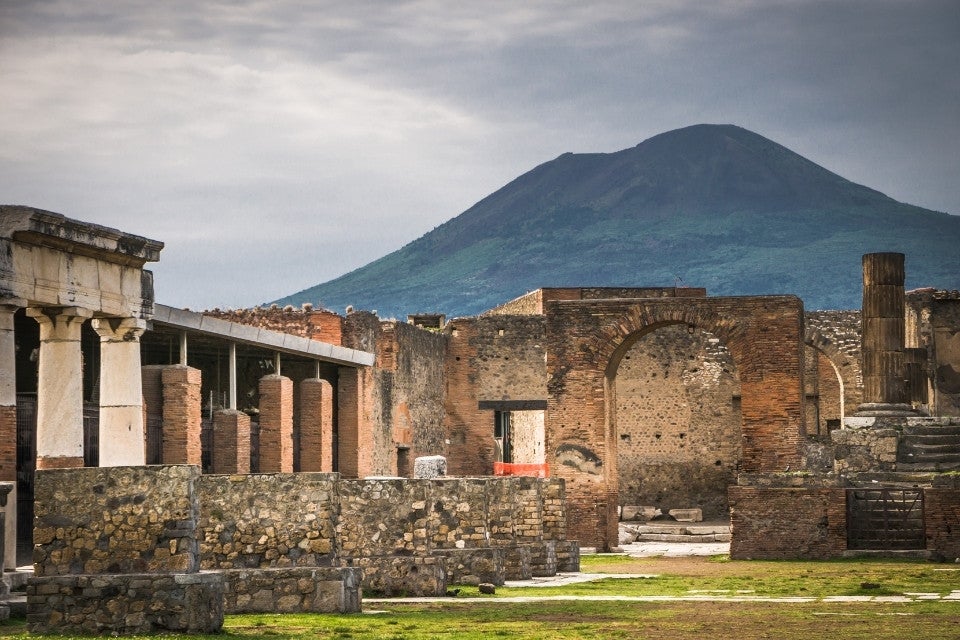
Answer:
top-left (545, 295), bottom-right (805, 550)
top-left (612, 323), bottom-right (741, 520)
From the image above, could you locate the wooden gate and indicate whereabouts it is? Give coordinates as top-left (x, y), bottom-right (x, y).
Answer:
top-left (846, 488), bottom-right (925, 550)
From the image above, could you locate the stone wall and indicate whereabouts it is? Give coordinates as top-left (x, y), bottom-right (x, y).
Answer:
top-left (197, 473), bottom-right (338, 570)
top-left (196, 473), bottom-right (575, 594)
top-left (29, 465), bottom-right (224, 634)
top-left (615, 324), bottom-right (741, 519)
top-left (804, 310), bottom-right (862, 423)
top-left (27, 572), bottom-right (224, 634)
top-left (906, 289), bottom-right (960, 415)
top-left (33, 465), bottom-right (201, 576)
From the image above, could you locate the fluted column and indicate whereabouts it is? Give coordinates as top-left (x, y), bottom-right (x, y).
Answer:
top-left (26, 307), bottom-right (93, 469)
top-left (91, 317), bottom-right (147, 466)
top-left (856, 253), bottom-right (915, 416)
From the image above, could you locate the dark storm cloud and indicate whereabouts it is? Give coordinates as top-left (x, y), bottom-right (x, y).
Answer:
top-left (0, 1), bottom-right (956, 310)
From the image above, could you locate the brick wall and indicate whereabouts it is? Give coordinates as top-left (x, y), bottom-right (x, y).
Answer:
top-left (615, 324), bottom-right (741, 519)
top-left (925, 488), bottom-right (960, 559)
top-left (161, 365), bottom-right (202, 465)
top-left (444, 315), bottom-right (547, 476)
top-left (545, 295), bottom-right (805, 549)
top-left (205, 306), bottom-right (344, 345)
top-left (0, 406), bottom-right (15, 482)
top-left (729, 485), bottom-right (847, 559)
top-left (259, 374), bottom-right (293, 473)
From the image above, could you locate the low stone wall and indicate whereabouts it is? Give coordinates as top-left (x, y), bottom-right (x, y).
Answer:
top-left (197, 474), bottom-right (578, 595)
top-left (433, 548), bottom-right (505, 586)
top-left (221, 567), bottom-right (361, 613)
top-left (347, 556), bottom-right (447, 597)
top-left (198, 473), bottom-right (338, 569)
top-left (27, 572), bottom-right (224, 634)
top-left (33, 465), bottom-right (201, 576)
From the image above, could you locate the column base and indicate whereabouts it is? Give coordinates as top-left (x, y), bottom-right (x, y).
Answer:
top-left (853, 403), bottom-right (922, 417)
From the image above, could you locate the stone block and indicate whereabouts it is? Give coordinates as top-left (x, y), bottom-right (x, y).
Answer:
top-left (433, 548), bottom-right (506, 586)
top-left (350, 556), bottom-right (447, 597)
top-left (668, 508), bottom-right (703, 522)
top-left (26, 572), bottom-right (223, 634)
top-left (414, 455), bottom-right (447, 478)
top-left (220, 567), bottom-right (361, 613)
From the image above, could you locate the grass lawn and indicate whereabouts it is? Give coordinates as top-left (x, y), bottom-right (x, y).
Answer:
top-left (2, 555), bottom-right (958, 639)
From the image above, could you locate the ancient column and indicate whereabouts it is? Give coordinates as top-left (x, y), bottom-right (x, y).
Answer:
top-left (26, 306), bottom-right (93, 469)
top-left (160, 365), bottom-right (203, 465)
top-left (211, 410), bottom-right (251, 474)
top-left (259, 374), bottom-right (293, 472)
top-left (856, 252), bottom-right (915, 415)
top-left (92, 317), bottom-right (147, 466)
top-left (299, 377), bottom-right (333, 472)
top-left (0, 302), bottom-right (22, 571)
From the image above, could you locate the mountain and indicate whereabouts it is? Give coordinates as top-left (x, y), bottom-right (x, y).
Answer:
top-left (276, 124), bottom-right (960, 317)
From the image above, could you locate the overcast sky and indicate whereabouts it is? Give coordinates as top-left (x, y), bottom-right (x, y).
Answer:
top-left (1, 1), bottom-right (957, 311)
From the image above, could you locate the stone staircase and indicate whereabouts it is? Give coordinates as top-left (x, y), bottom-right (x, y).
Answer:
top-left (897, 418), bottom-right (960, 472)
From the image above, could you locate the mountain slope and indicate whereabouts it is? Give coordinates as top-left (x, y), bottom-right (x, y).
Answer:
top-left (276, 124), bottom-right (960, 317)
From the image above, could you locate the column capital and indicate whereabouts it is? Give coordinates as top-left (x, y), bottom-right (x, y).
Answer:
top-left (26, 306), bottom-right (94, 324)
top-left (91, 317), bottom-right (147, 342)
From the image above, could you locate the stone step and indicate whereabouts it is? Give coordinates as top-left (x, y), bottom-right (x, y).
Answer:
top-left (898, 451), bottom-right (960, 464)
top-left (900, 434), bottom-right (960, 447)
top-left (896, 461), bottom-right (960, 472)
top-left (630, 524), bottom-right (730, 536)
top-left (635, 533), bottom-right (732, 543)
top-left (902, 424), bottom-right (960, 437)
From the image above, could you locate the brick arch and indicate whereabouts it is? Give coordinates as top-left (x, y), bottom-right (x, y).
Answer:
top-left (545, 296), bottom-right (805, 550)
top-left (803, 329), bottom-right (862, 418)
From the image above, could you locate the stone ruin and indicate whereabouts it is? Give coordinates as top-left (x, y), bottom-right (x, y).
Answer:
top-left (2, 207), bottom-right (960, 632)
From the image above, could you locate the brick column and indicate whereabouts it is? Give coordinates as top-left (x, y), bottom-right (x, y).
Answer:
top-left (0, 303), bottom-right (21, 571)
top-left (211, 410), bottom-right (251, 474)
top-left (299, 378), bottom-right (333, 472)
top-left (27, 306), bottom-right (93, 469)
top-left (856, 252), bottom-right (915, 416)
top-left (259, 374), bottom-right (293, 472)
top-left (337, 367), bottom-right (372, 478)
top-left (92, 318), bottom-right (147, 466)
top-left (161, 365), bottom-right (202, 465)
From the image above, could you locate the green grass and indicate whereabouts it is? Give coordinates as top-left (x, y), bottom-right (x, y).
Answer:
top-left (2, 557), bottom-right (958, 639)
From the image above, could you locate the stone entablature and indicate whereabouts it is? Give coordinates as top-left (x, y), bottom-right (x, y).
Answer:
top-left (0, 206), bottom-right (162, 317)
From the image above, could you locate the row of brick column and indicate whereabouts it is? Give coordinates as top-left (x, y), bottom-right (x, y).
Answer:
top-left (146, 368), bottom-right (336, 475)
